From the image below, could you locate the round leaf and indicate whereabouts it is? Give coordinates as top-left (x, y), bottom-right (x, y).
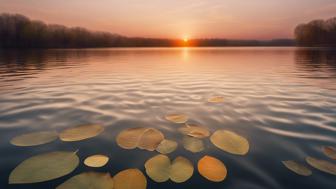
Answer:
top-left (9, 151), bottom-right (79, 184)
top-left (170, 156), bottom-right (194, 183)
top-left (138, 128), bottom-right (165, 151)
top-left (116, 127), bottom-right (148, 149)
top-left (198, 155), bottom-right (227, 182)
top-left (156, 139), bottom-right (178, 154)
top-left (10, 131), bottom-right (58, 147)
top-left (84, 155), bottom-right (109, 168)
top-left (56, 172), bottom-right (113, 189)
top-left (144, 154), bottom-right (170, 182)
top-left (165, 114), bottom-right (188, 124)
top-left (144, 155), bottom-right (193, 183)
top-left (113, 169), bottom-right (147, 189)
top-left (323, 146), bottom-right (336, 160)
top-left (60, 124), bottom-right (104, 142)
top-left (306, 157), bottom-right (336, 175)
top-left (116, 127), bottom-right (164, 151)
top-left (178, 124), bottom-right (210, 138)
top-left (282, 160), bottom-right (312, 176)
top-left (210, 130), bottom-right (249, 155)
top-left (183, 136), bottom-right (204, 153)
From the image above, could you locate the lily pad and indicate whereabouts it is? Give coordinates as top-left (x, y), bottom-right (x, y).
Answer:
top-left (10, 131), bottom-right (58, 147)
top-left (282, 160), bottom-right (312, 176)
top-left (144, 154), bottom-right (193, 183)
top-left (156, 139), bottom-right (178, 154)
top-left (183, 136), bottom-right (204, 153)
top-left (113, 169), bottom-right (147, 189)
top-left (84, 155), bottom-right (109, 167)
top-left (323, 146), bottom-right (336, 160)
top-left (56, 172), bottom-right (114, 189)
top-left (208, 96), bottom-right (224, 103)
top-left (165, 114), bottom-right (188, 124)
top-left (306, 157), bottom-right (336, 175)
top-left (60, 124), bottom-right (104, 142)
top-left (116, 127), bottom-right (164, 151)
top-left (178, 123), bottom-right (210, 138)
top-left (198, 155), bottom-right (227, 182)
top-left (210, 130), bottom-right (249, 155)
top-left (9, 151), bottom-right (79, 184)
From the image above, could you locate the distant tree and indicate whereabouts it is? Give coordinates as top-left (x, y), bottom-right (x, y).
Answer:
top-left (0, 13), bottom-right (294, 48)
top-left (295, 17), bottom-right (336, 47)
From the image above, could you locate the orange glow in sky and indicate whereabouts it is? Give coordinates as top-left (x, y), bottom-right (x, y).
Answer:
top-left (0, 0), bottom-right (336, 39)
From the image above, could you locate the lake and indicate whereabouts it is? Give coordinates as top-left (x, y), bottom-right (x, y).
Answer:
top-left (0, 47), bottom-right (335, 189)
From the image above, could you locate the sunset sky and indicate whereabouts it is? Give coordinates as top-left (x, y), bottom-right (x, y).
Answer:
top-left (1, 0), bottom-right (336, 39)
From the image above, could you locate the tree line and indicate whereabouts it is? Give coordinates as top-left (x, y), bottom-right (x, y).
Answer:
top-left (0, 13), bottom-right (294, 48)
top-left (295, 17), bottom-right (336, 47)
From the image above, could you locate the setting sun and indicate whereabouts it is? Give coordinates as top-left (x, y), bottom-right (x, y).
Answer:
top-left (183, 38), bottom-right (189, 42)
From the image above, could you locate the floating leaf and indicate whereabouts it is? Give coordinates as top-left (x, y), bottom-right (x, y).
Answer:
top-left (282, 160), bottom-right (312, 176)
top-left (170, 156), bottom-right (194, 183)
top-left (156, 139), bottom-right (178, 154)
top-left (116, 127), bottom-right (164, 151)
top-left (60, 124), bottom-right (104, 142)
top-left (10, 131), bottom-right (58, 147)
top-left (165, 114), bottom-right (188, 124)
top-left (9, 151), bottom-right (79, 184)
top-left (178, 123), bottom-right (210, 138)
top-left (208, 96), bottom-right (224, 103)
top-left (183, 136), bottom-right (204, 153)
top-left (198, 155), bottom-right (227, 182)
top-left (323, 146), bottom-right (336, 160)
top-left (113, 169), bottom-right (147, 189)
top-left (145, 155), bottom-right (193, 183)
top-left (306, 157), bottom-right (336, 175)
top-left (84, 155), bottom-right (109, 167)
top-left (210, 130), bottom-right (249, 155)
top-left (56, 172), bottom-right (113, 189)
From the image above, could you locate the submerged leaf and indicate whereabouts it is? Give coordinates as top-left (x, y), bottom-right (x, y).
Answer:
top-left (210, 130), bottom-right (249, 155)
top-left (145, 154), bottom-right (170, 182)
top-left (144, 155), bottom-right (193, 183)
top-left (198, 155), bottom-right (227, 182)
top-left (156, 139), bottom-right (178, 154)
top-left (183, 136), bottom-right (204, 153)
top-left (113, 169), bottom-right (147, 189)
top-left (178, 123), bottom-right (210, 138)
top-left (60, 124), bottom-right (104, 142)
top-left (116, 127), bottom-right (164, 151)
top-left (282, 160), bottom-right (312, 176)
top-left (84, 155), bottom-right (109, 168)
top-left (9, 151), bottom-right (79, 184)
top-left (306, 157), bottom-right (336, 175)
top-left (56, 172), bottom-right (113, 189)
top-left (10, 131), bottom-right (58, 147)
top-left (165, 114), bottom-right (189, 124)
top-left (207, 96), bottom-right (224, 103)
top-left (170, 156), bottom-right (194, 183)
top-left (322, 146), bottom-right (336, 160)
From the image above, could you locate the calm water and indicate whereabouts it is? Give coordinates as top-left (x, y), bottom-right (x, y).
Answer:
top-left (0, 47), bottom-right (336, 189)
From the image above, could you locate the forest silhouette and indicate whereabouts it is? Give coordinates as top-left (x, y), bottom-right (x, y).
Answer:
top-left (6, 13), bottom-right (336, 48)
top-left (295, 17), bottom-right (336, 47)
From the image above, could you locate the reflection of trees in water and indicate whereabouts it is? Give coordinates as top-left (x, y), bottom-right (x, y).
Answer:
top-left (0, 49), bottom-right (132, 74)
top-left (295, 48), bottom-right (336, 70)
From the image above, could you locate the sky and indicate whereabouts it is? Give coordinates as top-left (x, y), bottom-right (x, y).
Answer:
top-left (1, 0), bottom-right (336, 39)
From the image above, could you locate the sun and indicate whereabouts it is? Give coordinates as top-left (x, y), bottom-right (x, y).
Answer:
top-left (183, 37), bottom-right (189, 42)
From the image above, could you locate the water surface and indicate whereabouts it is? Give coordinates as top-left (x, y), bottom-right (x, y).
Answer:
top-left (0, 47), bottom-right (336, 189)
